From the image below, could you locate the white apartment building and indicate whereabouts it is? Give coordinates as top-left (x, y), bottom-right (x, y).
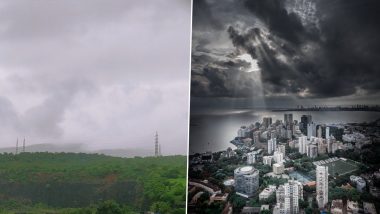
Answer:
top-left (247, 152), bottom-right (256, 164)
top-left (316, 165), bottom-right (329, 208)
top-left (274, 180), bottom-right (303, 214)
top-left (268, 138), bottom-right (277, 154)
top-left (259, 185), bottom-right (277, 201)
top-left (263, 156), bottom-right (273, 166)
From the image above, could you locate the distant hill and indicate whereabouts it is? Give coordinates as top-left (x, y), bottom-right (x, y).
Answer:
top-left (0, 152), bottom-right (186, 213)
top-left (0, 143), bottom-right (153, 157)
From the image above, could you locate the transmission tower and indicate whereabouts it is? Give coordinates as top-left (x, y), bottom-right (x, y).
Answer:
top-left (155, 131), bottom-right (159, 157)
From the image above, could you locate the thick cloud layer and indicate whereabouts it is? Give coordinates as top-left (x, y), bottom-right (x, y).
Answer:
top-left (0, 0), bottom-right (191, 155)
top-left (191, 0), bottom-right (380, 103)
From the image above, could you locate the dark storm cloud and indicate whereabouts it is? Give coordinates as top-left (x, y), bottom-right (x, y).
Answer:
top-left (191, 53), bottom-right (264, 97)
top-left (244, 0), bottom-right (310, 45)
top-left (191, 0), bottom-right (380, 101)
top-left (192, 0), bottom-right (223, 31)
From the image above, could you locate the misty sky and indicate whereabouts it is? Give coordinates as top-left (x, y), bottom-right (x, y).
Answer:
top-left (191, 0), bottom-right (380, 110)
top-left (0, 0), bottom-right (191, 154)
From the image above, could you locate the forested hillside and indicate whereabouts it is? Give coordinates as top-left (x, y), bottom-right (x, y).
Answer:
top-left (0, 152), bottom-right (186, 214)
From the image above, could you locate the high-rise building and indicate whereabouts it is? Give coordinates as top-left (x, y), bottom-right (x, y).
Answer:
top-left (317, 139), bottom-right (327, 155)
top-left (238, 126), bottom-right (248, 138)
top-left (263, 117), bottom-right (272, 128)
top-left (300, 115), bottom-right (312, 134)
top-left (325, 127), bottom-right (330, 139)
top-left (298, 136), bottom-right (308, 154)
top-left (247, 152), bottom-right (256, 164)
top-left (284, 114), bottom-right (293, 125)
top-left (268, 138), bottom-right (277, 154)
top-left (286, 128), bottom-right (293, 139)
top-left (277, 145), bottom-right (286, 156)
top-left (273, 151), bottom-right (284, 163)
top-left (263, 156), bottom-right (273, 166)
top-left (307, 122), bottom-right (316, 139)
top-left (234, 166), bottom-right (260, 197)
top-left (306, 144), bottom-right (318, 158)
top-left (253, 131), bottom-right (260, 144)
top-left (316, 165), bottom-right (329, 208)
top-left (331, 140), bottom-right (339, 153)
top-left (317, 126), bottom-right (322, 138)
top-left (274, 180), bottom-right (303, 214)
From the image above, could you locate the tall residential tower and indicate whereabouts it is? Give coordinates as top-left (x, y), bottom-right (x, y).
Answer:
top-left (316, 165), bottom-right (329, 208)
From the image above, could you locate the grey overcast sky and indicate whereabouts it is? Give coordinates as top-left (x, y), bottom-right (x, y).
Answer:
top-left (191, 0), bottom-right (380, 110)
top-left (0, 0), bottom-right (191, 154)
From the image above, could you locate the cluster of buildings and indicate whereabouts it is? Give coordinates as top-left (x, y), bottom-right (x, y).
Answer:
top-left (189, 112), bottom-right (380, 214)
top-left (233, 114), bottom-right (300, 149)
top-left (330, 200), bottom-right (377, 214)
top-left (297, 124), bottom-right (341, 158)
top-left (273, 180), bottom-right (303, 214)
top-left (233, 165), bottom-right (330, 213)
top-left (262, 141), bottom-right (286, 175)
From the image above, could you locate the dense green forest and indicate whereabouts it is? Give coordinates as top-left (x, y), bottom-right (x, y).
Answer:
top-left (0, 152), bottom-right (186, 214)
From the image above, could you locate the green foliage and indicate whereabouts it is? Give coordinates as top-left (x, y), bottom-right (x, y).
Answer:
top-left (254, 163), bottom-right (271, 176)
top-left (150, 201), bottom-right (171, 214)
top-left (96, 200), bottom-right (123, 214)
top-left (261, 176), bottom-right (287, 187)
top-left (0, 153), bottom-right (186, 213)
top-left (258, 193), bottom-right (276, 205)
top-left (288, 152), bottom-right (302, 160)
top-left (299, 199), bottom-right (308, 209)
top-left (293, 156), bottom-right (315, 173)
top-left (329, 187), bottom-right (360, 201)
top-left (229, 193), bottom-right (246, 213)
top-left (305, 207), bottom-right (313, 214)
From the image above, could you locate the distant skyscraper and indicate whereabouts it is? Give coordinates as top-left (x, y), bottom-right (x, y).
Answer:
top-left (284, 114), bottom-right (293, 125)
top-left (263, 117), bottom-right (272, 128)
top-left (300, 114), bottom-right (312, 135)
top-left (307, 122), bottom-right (316, 139)
top-left (316, 166), bottom-right (329, 208)
top-left (325, 127), bottom-right (330, 139)
top-left (317, 126), bottom-right (322, 138)
top-left (234, 166), bottom-right (259, 197)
